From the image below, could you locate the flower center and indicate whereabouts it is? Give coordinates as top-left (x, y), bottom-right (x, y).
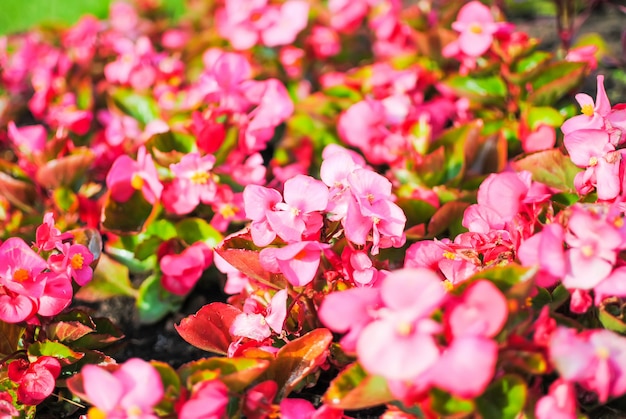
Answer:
top-left (87, 407), bottom-right (107, 419)
top-left (396, 322), bottom-right (413, 336)
top-left (596, 346), bottom-right (610, 360)
top-left (588, 156), bottom-right (598, 166)
top-left (469, 23), bottom-right (483, 34)
top-left (442, 279), bottom-right (454, 292)
top-left (580, 244), bottom-right (594, 257)
top-left (71, 253), bottom-right (85, 270)
top-left (190, 171), bottom-right (210, 185)
top-left (581, 104), bottom-right (594, 117)
top-left (219, 204), bottom-right (237, 219)
top-left (131, 173), bottom-right (144, 190)
top-left (366, 193), bottom-right (375, 204)
top-left (12, 268), bottom-right (30, 283)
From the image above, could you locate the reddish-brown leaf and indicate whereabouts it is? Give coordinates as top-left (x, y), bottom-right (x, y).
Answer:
top-left (175, 303), bottom-right (241, 355)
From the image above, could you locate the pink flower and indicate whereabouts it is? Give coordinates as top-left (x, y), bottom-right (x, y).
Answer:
top-left (356, 268), bottom-right (446, 381)
top-left (178, 380), bottom-right (229, 419)
top-left (160, 242), bottom-right (213, 295)
top-left (280, 398), bottom-right (343, 419)
top-left (217, 0), bottom-right (309, 50)
top-left (35, 212), bottom-right (73, 252)
top-left (0, 392), bottom-right (18, 418)
top-left (106, 146), bottom-right (163, 204)
top-left (265, 175), bottom-right (328, 243)
top-left (166, 152), bottom-right (218, 213)
top-left (518, 223), bottom-right (566, 287)
top-left (244, 184), bottom-right (283, 247)
top-left (535, 379), bottom-right (577, 419)
top-left (259, 241), bottom-right (330, 287)
top-left (7, 121), bottom-right (47, 155)
top-left (561, 75), bottom-right (611, 135)
top-left (49, 243), bottom-right (94, 286)
top-left (450, 1), bottom-right (500, 57)
top-left (446, 280), bottom-right (508, 338)
top-left (230, 289), bottom-right (288, 341)
top-left (563, 207), bottom-right (623, 289)
top-left (81, 358), bottom-right (164, 419)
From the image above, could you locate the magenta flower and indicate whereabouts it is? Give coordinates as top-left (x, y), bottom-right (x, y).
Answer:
top-left (163, 152), bottom-right (218, 215)
top-left (81, 358), bottom-right (164, 419)
top-left (178, 380), bottom-right (229, 419)
top-left (356, 268), bottom-right (446, 381)
top-left (450, 1), bottom-right (500, 57)
top-left (49, 243), bottom-right (94, 286)
top-left (106, 146), bottom-right (163, 204)
top-left (160, 242), bottom-right (213, 296)
top-left (230, 289), bottom-right (288, 341)
top-left (446, 280), bottom-right (508, 338)
top-left (243, 184), bottom-right (283, 246)
top-left (35, 212), bottom-right (73, 252)
top-left (7, 121), bottom-right (47, 155)
top-left (259, 241), bottom-right (330, 287)
top-left (518, 223), bottom-right (566, 287)
top-left (8, 356), bottom-right (61, 405)
top-left (535, 379), bottom-right (577, 419)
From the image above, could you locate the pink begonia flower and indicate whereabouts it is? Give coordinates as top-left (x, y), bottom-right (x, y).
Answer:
top-left (522, 124), bottom-right (557, 153)
top-left (243, 381), bottom-right (277, 418)
top-left (48, 243), bottom-right (94, 286)
top-left (343, 248), bottom-right (379, 286)
top-left (82, 358), bottom-right (164, 419)
top-left (8, 356), bottom-right (61, 405)
top-left (160, 242), bottom-right (213, 295)
top-left (0, 392), bottom-right (18, 418)
top-left (178, 380), bottom-right (229, 419)
top-left (37, 271), bottom-right (73, 317)
top-left (427, 335), bottom-right (498, 399)
top-left (356, 268), bottom-right (446, 381)
top-left (259, 241), bottom-right (330, 287)
top-left (562, 207), bottom-right (623, 289)
top-left (328, 0), bottom-right (369, 33)
top-left (446, 280), bottom-right (507, 338)
top-left (35, 212), bottom-right (73, 252)
top-left (535, 379), bottom-right (577, 419)
top-left (280, 398), bottom-right (344, 419)
top-left (566, 45), bottom-right (598, 71)
top-left (46, 92), bottom-right (93, 135)
top-left (564, 129), bottom-right (621, 200)
top-left (214, 253), bottom-right (250, 295)
top-left (320, 145), bottom-right (365, 221)
top-left (450, 1), bottom-right (500, 57)
top-left (7, 121), bottom-right (47, 155)
top-left (518, 223), bottom-right (566, 287)
top-left (476, 171), bottom-right (550, 222)
top-left (594, 266), bottom-right (626, 305)
top-left (200, 51), bottom-right (252, 112)
top-left (244, 184), bottom-right (283, 246)
top-left (106, 146), bottom-right (163, 204)
top-left (319, 287), bottom-right (382, 353)
top-left (569, 288), bottom-right (593, 314)
top-left (549, 327), bottom-right (626, 403)
top-left (265, 175), bottom-right (328, 243)
top-left (217, 0), bottom-right (309, 50)
top-left (0, 238), bottom-right (47, 310)
top-left (167, 152), bottom-right (218, 211)
top-left (308, 26), bottom-right (341, 58)
top-left (231, 289), bottom-right (288, 341)
top-left (98, 111), bottom-right (142, 148)
top-left (561, 75), bottom-right (611, 135)
top-left (222, 151), bottom-right (267, 186)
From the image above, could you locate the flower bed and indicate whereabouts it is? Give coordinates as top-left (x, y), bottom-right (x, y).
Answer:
top-left (1, 0), bottom-right (626, 418)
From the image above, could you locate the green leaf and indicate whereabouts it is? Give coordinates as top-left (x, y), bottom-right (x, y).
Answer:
top-left (527, 62), bottom-right (587, 106)
top-left (178, 358), bottom-right (270, 392)
top-left (467, 264), bottom-right (536, 293)
top-left (75, 253), bottom-right (137, 301)
top-left (52, 187), bottom-right (78, 212)
top-left (324, 362), bottom-right (394, 410)
top-left (441, 75), bottom-right (507, 104)
top-left (476, 375), bottom-right (527, 419)
top-left (136, 274), bottom-right (184, 324)
top-left (146, 131), bottom-right (195, 154)
top-left (71, 317), bottom-right (125, 350)
top-left (511, 51), bottom-right (551, 82)
top-left (430, 387), bottom-right (475, 416)
top-left (323, 85), bottom-right (362, 101)
top-left (511, 149), bottom-right (582, 192)
top-left (427, 201), bottom-right (470, 238)
top-left (152, 361), bottom-right (181, 416)
top-left (28, 341), bottom-right (84, 364)
top-left (526, 106), bottom-right (565, 129)
top-left (110, 88), bottom-right (159, 124)
top-left (598, 298), bottom-right (626, 334)
top-left (175, 218), bottom-right (223, 247)
top-left (35, 148), bottom-right (95, 190)
top-left (430, 122), bottom-right (482, 186)
top-left (101, 190), bottom-right (155, 234)
top-left (146, 219), bottom-right (178, 240)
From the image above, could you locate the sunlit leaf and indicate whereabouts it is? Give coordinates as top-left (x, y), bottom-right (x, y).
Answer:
top-left (28, 340), bottom-right (84, 365)
top-left (324, 362), bottom-right (393, 410)
top-left (136, 274), bottom-right (184, 324)
top-left (176, 218), bottom-right (223, 247)
top-left (35, 148), bottom-right (95, 190)
top-left (101, 190), bottom-right (156, 234)
top-left (476, 375), bottom-right (527, 419)
top-left (512, 149), bottom-right (582, 192)
top-left (0, 321), bottom-right (25, 358)
top-left (75, 253), bottom-right (137, 302)
top-left (178, 357), bottom-right (270, 392)
top-left (527, 62), bottom-right (587, 106)
top-left (175, 302), bottom-right (242, 355)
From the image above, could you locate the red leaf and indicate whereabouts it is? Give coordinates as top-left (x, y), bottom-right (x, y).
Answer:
top-left (175, 303), bottom-right (241, 355)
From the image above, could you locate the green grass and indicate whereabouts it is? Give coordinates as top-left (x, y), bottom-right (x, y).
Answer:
top-left (0, 0), bottom-right (186, 35)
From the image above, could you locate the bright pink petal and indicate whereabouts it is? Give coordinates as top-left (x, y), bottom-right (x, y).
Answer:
top-left (283, 175), bottom-right (328, 213)
top-left (563, 248), bottom-right (613, 289)
top-left (116, 358), bottom-right (163, 410)
top-left (265, 289), bottom-right (288, 334)
top-left (381, 268), bottom-right (446, 317)
top-left (448, 280), bottom-right (507, 338)
top-left (83, 365), bottom-right (123, 412)
top-left (458, 31), bottom-right (492, 57)
top-left (0, 294), bottom-right (36, 323)
top-left (243, 185), bottom-right (282, 221)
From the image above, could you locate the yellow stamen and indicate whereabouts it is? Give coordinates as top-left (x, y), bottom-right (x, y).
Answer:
top-left (13, 268), bottom-right (30, 283)
top-left (190, 171), bottom-right (210, 185)
top-left (396, 322), bottom-right (412, 336)
top-left (71, 253), bottom-right (84, 270)
top-left (87, 407), bottom-right (107, 419)
top-left (366, 193), bottom-right (375, 204)
top-left (614, 218), bottom-right (624, 228)
top-left (581, 104), bottom-right (594, 117)
top-left (581, 245), bottom-right (594, 257)
top-left (372, 216), bottom-right (380, 225)
top-left (219, 204), bottom-right (237, 219)
top-left (469, 23), bottom-right (483, 34)
top-left (131, 173), bottom-right (144, 190)
top-left (443, 251), bottom-right (456, 260)
top-left (588, 156), bottom-right (598, 166)
top-left (442, 280), bottom-right (454, 292)
top-left (596, 347), bottom-right (610, 359)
